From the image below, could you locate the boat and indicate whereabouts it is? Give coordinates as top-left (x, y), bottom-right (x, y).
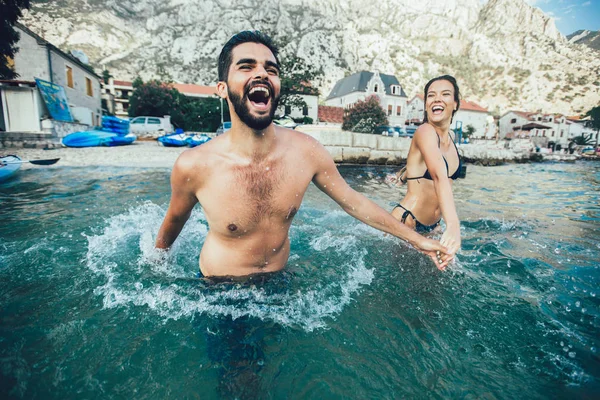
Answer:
top-left (101, 116), bottom-right (130, 134)
top-left (0, 155), bottom-right (22, 182)
top-left (62, 131), bottom-right (136, 148)
top-left (157, 133), bottom-right (189, 147)
top-left (187, 134), bottom-right (211, 147)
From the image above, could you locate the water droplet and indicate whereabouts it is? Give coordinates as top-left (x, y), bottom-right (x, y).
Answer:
top-left (272, 248), bottom-right (276, 252)
top-left (576, 301), bottom-right (581, 307)
top-left (266, 167), bottom-right (270, 171)
top-left (264, 261), bottom-right (269, 265)
top-left (568, 352), bottom-right (576, 358)
top-left (560, 341), bottom-right (564, 347)
top-left (324, 185), bottom-right (327, 188)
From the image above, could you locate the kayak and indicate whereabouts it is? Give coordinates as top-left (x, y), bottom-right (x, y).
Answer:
top-left (101, 116), bottom-right (130, 134)
top-left (188, 134), bottom-right (211, 147)
top-left (158, 133), bottom-right (190, 147)
top-left (157, 133), bottom-right (212, 147)
top-left (62, 131), bottom-right (136, 147)
top-left (0, 155), bottom-right (22, 182)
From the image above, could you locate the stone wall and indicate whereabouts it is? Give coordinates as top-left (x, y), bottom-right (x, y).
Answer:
top-left (298, 125), bottom-right (410, 165)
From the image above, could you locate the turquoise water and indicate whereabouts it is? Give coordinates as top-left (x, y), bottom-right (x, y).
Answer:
top-left (1, 161), bottom-right (599, 398)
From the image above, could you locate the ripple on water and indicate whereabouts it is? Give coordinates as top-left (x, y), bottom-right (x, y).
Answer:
top-left (84, 202), bottom-right (374, 332)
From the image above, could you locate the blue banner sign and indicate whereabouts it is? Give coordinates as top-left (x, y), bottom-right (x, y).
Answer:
top-left (35, 78), bottom-right (73, 122)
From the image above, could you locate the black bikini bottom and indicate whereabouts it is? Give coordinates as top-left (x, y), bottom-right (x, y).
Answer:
top-left (393, 203), bottom-right (440, 233)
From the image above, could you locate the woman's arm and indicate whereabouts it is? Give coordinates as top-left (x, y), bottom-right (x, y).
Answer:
top-left (414, 125), bottom-right (461, 254)
top-left (306, 135), bottom-right (451, 269)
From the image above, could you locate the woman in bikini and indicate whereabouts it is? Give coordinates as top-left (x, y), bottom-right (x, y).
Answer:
top-left (389, 75), bottom-right (463, 255)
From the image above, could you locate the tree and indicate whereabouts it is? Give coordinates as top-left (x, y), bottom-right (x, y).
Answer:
top-left (178, 97), bottom-right (229, 132)
top-left (278, 54), bottom-right (322, 114)
top-left (102, 69), bottom-right (112, 84)
top-left (128, 80), bottom-right (184, 123)
top-left (570, 134), bottom-right (594, 146)
top-left (132, 76), bottom-right (143, 89)
top-left (342, 95), bottom-right (388, 133)
top-left (0, 0), bottom-right (31, 79)
top-left (585, 105), bottom-right (600, 149)
top-left (463, 124), bottom-right (476, 140)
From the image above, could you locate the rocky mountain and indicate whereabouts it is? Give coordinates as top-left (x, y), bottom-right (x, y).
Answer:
top-left (568, 30), bottom-right (600, 52)
top-left (19, 0), bottom-right (600, 115)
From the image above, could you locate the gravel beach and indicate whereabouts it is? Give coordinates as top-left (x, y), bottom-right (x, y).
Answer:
top-left (8, 141), bottom-right (186, 170)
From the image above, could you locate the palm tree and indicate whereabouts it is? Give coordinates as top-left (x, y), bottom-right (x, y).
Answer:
top-left (585, 106), bottom-right (600, 150)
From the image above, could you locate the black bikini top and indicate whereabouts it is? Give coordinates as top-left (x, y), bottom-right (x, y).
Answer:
top-left (402, 132), bottom-right (462, 182)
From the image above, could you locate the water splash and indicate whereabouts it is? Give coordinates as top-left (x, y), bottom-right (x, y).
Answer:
top-left (85, 202), bottom-right (374, 331)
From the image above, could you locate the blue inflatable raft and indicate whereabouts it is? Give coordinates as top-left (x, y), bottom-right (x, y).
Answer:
top-left (0, 155), bottom-right (22, 182)
top-left (62, 131), bottom-right (136, 148)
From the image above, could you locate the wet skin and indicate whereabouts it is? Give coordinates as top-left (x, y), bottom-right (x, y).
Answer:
top-left (155, 43), bottom-right (451, 276)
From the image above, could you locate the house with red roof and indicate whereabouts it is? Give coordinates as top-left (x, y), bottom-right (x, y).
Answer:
top-left (499, 111), bottom-right (585, 149)
top-left (453, 100), bottom-right (491, 139)
top-left (406, 94), bottom-right (490, 139)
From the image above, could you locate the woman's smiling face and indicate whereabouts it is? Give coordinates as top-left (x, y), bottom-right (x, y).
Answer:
top-left (425, 79), bottom-right (457, 125)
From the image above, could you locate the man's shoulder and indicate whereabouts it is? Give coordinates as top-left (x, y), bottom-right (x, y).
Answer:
top-left (174, 137), bottom-right (221, 172)
top-left (275, 126), bottom-right (321, 148)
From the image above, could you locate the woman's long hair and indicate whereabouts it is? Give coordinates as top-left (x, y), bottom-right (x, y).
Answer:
top-left (423, 75), bottom-right (461, 124)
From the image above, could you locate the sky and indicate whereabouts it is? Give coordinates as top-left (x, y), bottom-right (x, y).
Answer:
top-left (522, 0), bottom-right (600, 36)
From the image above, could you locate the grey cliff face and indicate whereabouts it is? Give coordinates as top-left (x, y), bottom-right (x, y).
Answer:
top-left (21, 0), bottom-right (600, 114)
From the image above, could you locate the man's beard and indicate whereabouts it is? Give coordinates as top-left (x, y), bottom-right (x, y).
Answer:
top-left (228, 84), bottom-right (280, 131)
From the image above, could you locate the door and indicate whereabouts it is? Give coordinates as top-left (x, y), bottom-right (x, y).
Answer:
top-left (3, 89), bottom-right (40, 132)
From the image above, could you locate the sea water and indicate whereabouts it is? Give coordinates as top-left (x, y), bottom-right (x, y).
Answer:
top-left (0, 162), bottom-right (599, 398)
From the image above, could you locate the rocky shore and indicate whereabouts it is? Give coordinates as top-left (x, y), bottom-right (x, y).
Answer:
top-left (6, 128), bottom-right (584, 170)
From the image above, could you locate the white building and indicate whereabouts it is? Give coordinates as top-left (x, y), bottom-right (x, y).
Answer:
top-left (325, 71), bottom-right (408, 127)
top-left (499, 111), bottom-right (584, 149)
top-left (405, 95), bottom-right (490, 138)
top-left (406, 94), bottom-right (424, 125)
top-left (1, 23), bottom-right (102, 133)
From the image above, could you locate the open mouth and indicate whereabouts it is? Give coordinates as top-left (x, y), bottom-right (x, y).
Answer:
top-left (247, 85), bottom-right (271, 111)
top-left (431, 105), bottom-right (444, 115)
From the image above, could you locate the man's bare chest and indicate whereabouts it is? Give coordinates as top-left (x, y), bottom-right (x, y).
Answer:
top-left (196, 160), bottom-right (311, 232)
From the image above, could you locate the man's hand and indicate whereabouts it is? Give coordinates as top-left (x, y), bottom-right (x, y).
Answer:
top-left (412, 237), bottom-right (453, 271)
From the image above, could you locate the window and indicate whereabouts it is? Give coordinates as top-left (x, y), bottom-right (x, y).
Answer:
top-left (536, 129), bottom-right (539, 135)
top-left (148, 118), bottom-right (161, 124)
top-left (397, 106), bottom-right (401, 116)
top-left (302, 106), bottom-right (308, 116)
top-left (538, 117), bottom-right (541, 121)
top-left (132, 118), bottom-right (146, 124)
top-left (86, 77), bottom-right (93, 96)
top-left (387, 105), bottom-right (392, 116)
top-left (551, 130), bottom-right (555, 137)
top-left (510, 118), bottom-right (516, 123)
top-left (374, 84), bottom-right (379, 93)
top-left (66, 66), bottom-right (74, 88)
top-left (285, 105), bottom-right (291, 115)
top-left (543, 131), bottom-right (546, 137)
top-left (560, 130), bottom-right (564, 137)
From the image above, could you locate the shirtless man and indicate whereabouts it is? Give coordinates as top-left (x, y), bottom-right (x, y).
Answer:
top-left (155, 31), bottom-right (451, 276)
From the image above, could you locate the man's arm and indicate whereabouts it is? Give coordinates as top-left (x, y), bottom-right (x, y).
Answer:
top-left (155, 153), bottom-right (200, 249)
top-left (307, 137), bottom-right (451, 269)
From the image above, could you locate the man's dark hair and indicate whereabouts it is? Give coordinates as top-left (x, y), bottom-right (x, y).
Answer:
top-left (218, 30), bottom-right (280, 82)
top-left (423, 75), bottom-right (461, 123)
